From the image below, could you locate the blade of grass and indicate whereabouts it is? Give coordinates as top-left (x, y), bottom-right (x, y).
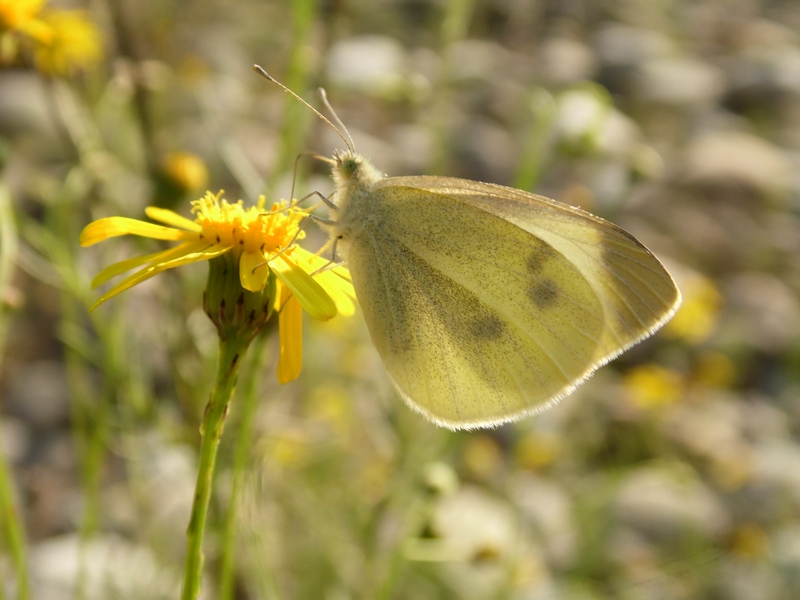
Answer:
top-left (0, 183), bottom-right (30, 600)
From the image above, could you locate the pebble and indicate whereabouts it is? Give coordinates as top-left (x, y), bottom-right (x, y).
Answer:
top-left (614, 465), bottom-right (729, 539)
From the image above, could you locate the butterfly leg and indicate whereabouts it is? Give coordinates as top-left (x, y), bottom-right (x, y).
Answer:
top-left (307, 234), bottom-right (343, 275)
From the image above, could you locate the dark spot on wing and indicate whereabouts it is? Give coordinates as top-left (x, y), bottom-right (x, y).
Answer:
top-left (380, 236), bottom-right (508, 351)
top-left (529, 279), bottom-right (559, 308)
top-left (470, 313), bottom-right (505, 340)
top-left (526, 240), bottom-right (557, 274)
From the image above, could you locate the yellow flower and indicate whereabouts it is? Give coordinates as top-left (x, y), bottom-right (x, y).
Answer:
top-left (623, 364), bottom-right (684, 410)
top-left (692, 350), bottom-right (737, 388)
top-left (730, 523), bottom-right (769, 560)
top-left (80, 191), bottom-right (355, 383)
top-left (33, 9), bottom-right (102, 75)
top-left (0, 0), bottom-right (49, 41)
top-left (161, 152), bottom-right (209, 192)
top-left (665, 270), bottom-right (722, 345)
top-left (514, 429), bottom-right (562, 470)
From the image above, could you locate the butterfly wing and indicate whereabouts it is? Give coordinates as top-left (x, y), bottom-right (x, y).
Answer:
top-left (341, 176), bottom-right (680, 429)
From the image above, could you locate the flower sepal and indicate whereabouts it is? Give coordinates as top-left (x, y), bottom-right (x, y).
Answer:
top-left (203, 251), bottom-right (275, 345)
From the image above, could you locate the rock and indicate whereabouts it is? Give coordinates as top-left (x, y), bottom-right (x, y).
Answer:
top-left (750, 440), bottom-right (800, 509)
top-left (447, 39), bottom-right (509, 83)
top-left (593, 24), bottom-right (677, 94)
top-left (449, 118), bottom-right (518, 184)
top-left (683, 131), bottom-right (791, 200)
top-left (772, 524), bottom-right (800, 580)
top-left (724, 273), bottom-right (800, 353)
top-left (5, 361), bottom-right (70, 428)
top-left (716, 557), bottom-right (784, 600)
top-left (29, 533), bottom-right (184, 600)
top-left (614, 466), bottom-right (729, 539)
top-left (511, 474), bottom-right (577, 568)
top-left (724, 19), bottom-right (800, 102)
top-left (634, 57), bottom-right (726, 107)
top-left (0, 417), bottom-right (30, 464)
top-left (326, 35), bottom-right (408, 96)
top-left (594, 24), bottom-right (676, 68)
top-left (536, 37), bottom-right (596, 86)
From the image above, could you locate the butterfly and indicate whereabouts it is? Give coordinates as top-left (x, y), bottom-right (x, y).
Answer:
top-left (256, 66), bottom-right (681, 430)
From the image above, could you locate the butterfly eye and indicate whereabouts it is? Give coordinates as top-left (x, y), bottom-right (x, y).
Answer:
top-left (344, 158), bottom-right (359, 176)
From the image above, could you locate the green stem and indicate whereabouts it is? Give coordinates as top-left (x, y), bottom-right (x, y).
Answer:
top-left (181, 336), bottom-right (249, 600)
top-left (218, 334), bottom-right (268, 599)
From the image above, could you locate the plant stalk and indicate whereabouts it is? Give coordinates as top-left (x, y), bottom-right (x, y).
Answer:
top-left (181, 336), bottom-right (248, 600)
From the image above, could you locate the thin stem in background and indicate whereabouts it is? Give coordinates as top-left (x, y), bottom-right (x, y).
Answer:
top-left (429, 0), bottom-right (479, 175)
top-left (0, 183), bottom-right (29, 599)
top-left (514, 88), bottom-right (556, 192)
top-left (35, 167), bottom-right (113, 600)
top-left (104, 0), bottom-right (159, 179)
top-left (218, 331), bottom-right (270, 600)
top-left (263, 0), bottom-right (320, 200)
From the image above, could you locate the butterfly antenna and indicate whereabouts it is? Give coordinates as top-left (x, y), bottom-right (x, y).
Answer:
top-left (253, 65), bottom-right (355, 153)
top-left (317, 88), bottom-right (355, 153)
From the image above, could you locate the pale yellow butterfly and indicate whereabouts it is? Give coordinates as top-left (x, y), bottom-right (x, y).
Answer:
top-left (256, 66), bottom-right (681, 430)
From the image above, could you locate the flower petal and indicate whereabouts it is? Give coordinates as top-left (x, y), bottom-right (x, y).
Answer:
top-left (144, 207), bottom-right (202, 232)
top-left (239, 250), bottom-right (270, 292)
top-left (277, 295), bottom-right (303, 384)
top-left (269, 254), bottom-right (336, 321)
top-left (80, 217), bottom-right (192, 246)
top-left (91, 249), bottom-right (167, 288)
top-left (274, 280), bottom-right (289, 312)
top-left (292, 248), bottom-right (356, 317)
top-left (89, 242), bottom-right (227, 310)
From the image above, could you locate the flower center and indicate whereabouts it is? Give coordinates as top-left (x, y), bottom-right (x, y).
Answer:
top-left (191, 192), bottom-right (305, 256)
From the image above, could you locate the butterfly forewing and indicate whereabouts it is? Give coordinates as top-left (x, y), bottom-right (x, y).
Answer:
top-left (385, 177), bottom-right (681, 364)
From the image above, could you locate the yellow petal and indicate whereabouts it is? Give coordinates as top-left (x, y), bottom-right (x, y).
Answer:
top-left (292, 249), bottom-right (356, 317)
top-left (144, 207), bottom-right (202, 232)
top-left (80, 217), bottom-right (192, 246)
top-left (239, 250), bottom-right (269, 292)
top-left (273, 280), bottom-right (288, 312)
top-left (90, 242), bottom-right (226, 310)
top-left (269, 254), bottom-right (336, 321)
top-left (277, 295), bottom-right (303, 384)
top-left (91, 249), bottom-right (166, 288)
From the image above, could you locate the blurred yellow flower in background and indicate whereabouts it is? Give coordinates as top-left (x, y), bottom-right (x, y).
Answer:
top-left (515, 430), bottom-right (563, 470)
top-left (0, 0), bottom-right (101, 74)
top-left (161, 152), bottom-right (210, 193)
top-left (461, 435), bottom-right (504, 481)
top-left (692, 350), bottom-right (738, 388)
top-left (665, 270), bottom-right (723, 345)
top-left (730, 523), bottom-right (769, 560)
top-left (33, 9), bottom-right (102, 76)
top-left (623, 364), bottom-right (684, 410)
top-left (0, 0), bottom-right (48, 39)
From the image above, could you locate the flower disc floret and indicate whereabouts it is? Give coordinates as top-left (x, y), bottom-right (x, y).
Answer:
top-left (192, 194), bottom-right (303, 256)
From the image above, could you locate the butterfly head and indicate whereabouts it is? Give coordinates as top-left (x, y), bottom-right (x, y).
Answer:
top-left (332, 149), bottom-right (384, 189)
